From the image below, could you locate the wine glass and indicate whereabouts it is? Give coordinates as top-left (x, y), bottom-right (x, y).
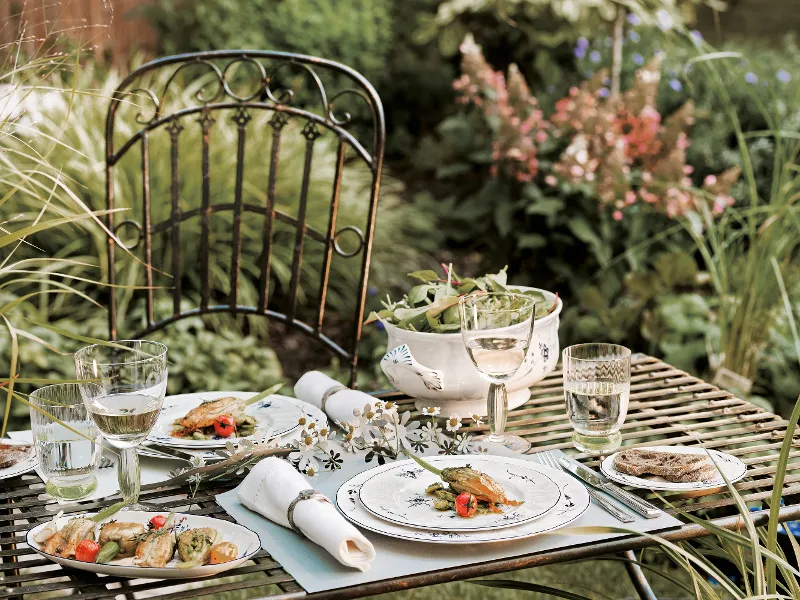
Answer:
top-left (459, 292), bottom-right (536, 453)
top-left (74, 340), bottom-right (168, 510)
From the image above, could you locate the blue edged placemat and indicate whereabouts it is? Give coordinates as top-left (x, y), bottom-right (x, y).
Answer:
top-left (216, 449), bottom-right (682, 594)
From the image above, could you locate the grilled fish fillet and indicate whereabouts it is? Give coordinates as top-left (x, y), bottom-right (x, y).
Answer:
top-left (177, 397), bottom-right (243, 433)
top-left (134, 529), bottom-right (176, 568)
top-left (441, 466), bottom-right (523, 508)
top-left (42, 518), bottom-right (96, 558)
top-left (0, 443), bottom-right (33, 469)
top-left (613, 449), bottom-right (718, 483)
top-left (99, 521), bottom-right (146, 556)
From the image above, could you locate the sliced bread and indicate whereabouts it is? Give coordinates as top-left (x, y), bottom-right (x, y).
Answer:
top-left (613, 448), bottom-right (717, 483)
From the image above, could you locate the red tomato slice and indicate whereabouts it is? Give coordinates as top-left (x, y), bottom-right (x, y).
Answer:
top-left (455, 492), bottom-right (477, 518)
top-left (148, 514), bottom-right (167, 529)
top-left (75, 539), bottom-right (101, 562)
top-left (214, 414), bottom-right (236, 437)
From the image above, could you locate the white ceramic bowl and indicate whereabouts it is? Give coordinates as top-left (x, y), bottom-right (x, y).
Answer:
top-left (381, 287), bottom-right (561, 416)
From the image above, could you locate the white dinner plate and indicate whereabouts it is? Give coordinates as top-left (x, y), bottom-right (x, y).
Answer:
top-left (358, 456), bottom-right (561, 531)
top-left (600, 446), bottom-right (747, 492)
top-left (338, 455), bottom-right (589, 543)
top-left (0, 440), bottom-right (37, 480)
top-left (148, 391), bottom-right (302, 449)
top-left (26, 510), bottom-right (261, 579)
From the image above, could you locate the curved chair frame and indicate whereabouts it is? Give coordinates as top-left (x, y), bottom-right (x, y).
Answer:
top-left (105, 50), bottom-right (385, 386)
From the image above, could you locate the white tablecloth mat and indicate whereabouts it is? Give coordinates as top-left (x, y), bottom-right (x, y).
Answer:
top-left (216, 449), bottom-right (683, 595)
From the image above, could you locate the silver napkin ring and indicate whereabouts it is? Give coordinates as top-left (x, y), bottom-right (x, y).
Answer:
top-left (320, 384), bottom-right (347, 413)
top-left (287, 489), bottom-right (330, 533)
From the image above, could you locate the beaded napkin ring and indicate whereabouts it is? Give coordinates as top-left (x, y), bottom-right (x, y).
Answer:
top-left (320, 384), bottom-right (347, 412)
top-left (287, 489), bottom-right (331, 533)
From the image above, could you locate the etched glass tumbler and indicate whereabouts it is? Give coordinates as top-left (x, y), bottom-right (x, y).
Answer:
top-left (563, 343), bottom-right (631, 455)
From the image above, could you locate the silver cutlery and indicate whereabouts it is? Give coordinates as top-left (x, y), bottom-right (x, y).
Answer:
top-left (558, 457), bottom-right (662, 519)
top-left (538, 451), bottom-right (635, 523)
top-left (138, 442), bottom-right (208, 464)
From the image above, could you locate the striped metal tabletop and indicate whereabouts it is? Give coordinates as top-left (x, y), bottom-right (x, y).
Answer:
top-left (3, 354), bottom-right (799, 599)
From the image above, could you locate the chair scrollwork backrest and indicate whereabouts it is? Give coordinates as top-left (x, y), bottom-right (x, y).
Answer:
top-left (106, 50), bottom-right (386, 387)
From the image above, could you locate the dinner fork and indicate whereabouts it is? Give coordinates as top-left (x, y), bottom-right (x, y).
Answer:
top-left (537, 451), bottom-right (635, 523)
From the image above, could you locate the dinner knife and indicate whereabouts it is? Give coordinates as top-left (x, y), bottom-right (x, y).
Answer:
top-left (559, 457), bottom-right (661, 519)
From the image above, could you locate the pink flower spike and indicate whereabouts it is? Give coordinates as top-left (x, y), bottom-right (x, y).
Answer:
top-left (704, 174), bottom-right (717, 186)
top-left (613, 210), bottom-right (624, 221)
top-left (544, 175), bottom-right (558, 186)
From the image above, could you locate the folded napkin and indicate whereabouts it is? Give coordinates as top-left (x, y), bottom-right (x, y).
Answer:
top-left (236, 457), bottom-right (375, 571)
top-left (294, 371), bottom-right (374, 426)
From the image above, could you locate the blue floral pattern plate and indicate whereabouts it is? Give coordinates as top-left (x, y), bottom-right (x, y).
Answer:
top-left (148, 391), bottom-right (303, 449)
top-left (337, 455), bottom-right (589, 543)
top-left (357, 455), bottom-right (561, 531)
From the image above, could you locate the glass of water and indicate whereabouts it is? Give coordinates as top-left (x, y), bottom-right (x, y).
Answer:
top-left (74, 340), bottom-right (168, 510)
top-left (563, 343), bottom-right (631, 455)
top-left (459, 292), bottom-right (536, 453)
top-left (29, 384), bottom-right (101, 500)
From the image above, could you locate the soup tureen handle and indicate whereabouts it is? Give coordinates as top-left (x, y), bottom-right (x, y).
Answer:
top-left (380, 345), bottom-right (443, 392)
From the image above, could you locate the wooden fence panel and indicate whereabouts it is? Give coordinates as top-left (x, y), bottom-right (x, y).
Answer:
top-left (1, 0), bottom-right (157, 66)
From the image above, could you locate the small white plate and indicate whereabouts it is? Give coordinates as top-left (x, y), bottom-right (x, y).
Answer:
top-left (149, 391), bottom-right (302, 449)
top-left (0, 441), bottom-right (37, 480)
top-left (338, 455), bottom-right (590, 543)
top-left (26, 510), bottom-right (261, 579)
top-left (600, 446), bottom-right (747, 492)
top-left (358, 456), bottom-right (562, 532)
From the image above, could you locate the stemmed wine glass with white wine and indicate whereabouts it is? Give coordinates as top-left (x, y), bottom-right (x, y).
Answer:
top-left (459, 292), bottom-right (536, 453)
top-left (74, 340), bottom-right (167, 510)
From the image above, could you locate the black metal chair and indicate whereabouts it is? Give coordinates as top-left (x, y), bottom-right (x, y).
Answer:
top-left (105, 50), bottom-right (385, 386)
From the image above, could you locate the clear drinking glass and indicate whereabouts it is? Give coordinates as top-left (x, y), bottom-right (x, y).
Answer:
top-left (459, 292), bottom-right (536, 453)
top-left (74, 340), bottom-right (168, 509)
top-left (563, 343), bottom-right (631, 455)
top-left (29, 383), bottom-right (102, 500)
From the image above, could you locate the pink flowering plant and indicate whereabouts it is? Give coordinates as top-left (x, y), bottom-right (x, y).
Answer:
top-left (454, 34), bottom-right (739, 222)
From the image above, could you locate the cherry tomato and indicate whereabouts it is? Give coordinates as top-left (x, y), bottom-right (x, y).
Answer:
top-left (75, 539), bottom-right (101, 562)
top-left (214, 415), bottom-right (236, 437)
top-left (148, 514), bottom-right (167, 529)
top-left (455, 492), bottom-right (477, 518)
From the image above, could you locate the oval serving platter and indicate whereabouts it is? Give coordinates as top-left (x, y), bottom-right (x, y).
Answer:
top-left (26, 510), bottom-right (261, 579)
top-left (358, 455), bottom-right (562, 532)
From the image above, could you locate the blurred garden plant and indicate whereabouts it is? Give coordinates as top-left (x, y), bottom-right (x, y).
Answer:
top-left (0, 18), bottom-right (131, 434)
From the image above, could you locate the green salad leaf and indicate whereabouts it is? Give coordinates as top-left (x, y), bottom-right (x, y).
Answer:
top-left (365, 264), bottom-right (558, 333)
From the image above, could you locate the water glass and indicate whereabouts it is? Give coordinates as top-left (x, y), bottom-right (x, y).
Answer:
top-left (74, 340), bottom-right (168, 510)
top-left (29, 384), bottom-right (101, 500)
top-left (459, 292), bottom-right (536, 453)
top-left (563, 343), bottom-right (631, 455)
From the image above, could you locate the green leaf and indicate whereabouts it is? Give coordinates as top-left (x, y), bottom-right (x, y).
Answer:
top-left (494, 201), bottom-right (514, 237)
top-left (407, 270), bottom-right (439, 283)
top-left (407, 285), bottom-right (431, 305)
top-left (517, 233), bottom-right (547, 249)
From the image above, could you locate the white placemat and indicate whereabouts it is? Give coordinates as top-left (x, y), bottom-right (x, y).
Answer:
top-left (216, 449), bottom-right (683, 595)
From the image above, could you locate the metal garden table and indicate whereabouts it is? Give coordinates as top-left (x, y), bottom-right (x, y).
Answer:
top-left (3, 353), bottom-right (800, 599)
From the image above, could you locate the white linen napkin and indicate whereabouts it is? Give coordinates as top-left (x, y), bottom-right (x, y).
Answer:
top-left (294, 371), bottom-right (373, 426)
top-left (236, 457), bottom-right (375, 571)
